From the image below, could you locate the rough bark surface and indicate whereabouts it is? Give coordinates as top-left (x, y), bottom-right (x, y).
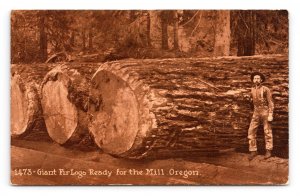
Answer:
top-left (89, 55), bottom-right (288, 159)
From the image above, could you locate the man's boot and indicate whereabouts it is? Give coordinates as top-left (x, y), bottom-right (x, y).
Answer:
top-left (265, 150), bottom-right (272, 159)
top-left (249, 151), bottom-right (258, 160)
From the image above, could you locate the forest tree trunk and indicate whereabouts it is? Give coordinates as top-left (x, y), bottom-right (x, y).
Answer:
top-left (146, 11), bottom-right (151, 47)
top-left (82, 29), bottom-right (86, 51)
top-left (149, 11), bottom-right (162, 49)
top-left (237, 11), bottom-right (256, 56)
top-left (214, 10), bottom-right (230, 56)
top-left (173, 11), bottom-right (179, 50)
top-left (161, 11), bottom-right (169, 50)
top-left (39, 11), bottom-right (48, 62)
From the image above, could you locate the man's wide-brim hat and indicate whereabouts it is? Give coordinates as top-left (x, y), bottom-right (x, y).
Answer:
top-left (250, 72), bottom-right (265, 82)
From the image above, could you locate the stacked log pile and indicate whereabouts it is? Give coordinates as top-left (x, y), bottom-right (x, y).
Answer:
top-left (11, 63), bottom-right (100, 149)
top-left (11, 55), bottom-right (288, 159)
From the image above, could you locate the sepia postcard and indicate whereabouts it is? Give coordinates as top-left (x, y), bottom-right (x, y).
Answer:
top-left (11, 10), bottom-right (288, 185)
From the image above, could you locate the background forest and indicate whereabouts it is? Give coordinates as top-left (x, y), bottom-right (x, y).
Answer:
top-left (11, 10), bottom-right (288, 64)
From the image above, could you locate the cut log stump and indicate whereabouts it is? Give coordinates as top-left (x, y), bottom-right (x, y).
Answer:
top-left (88, 55), bottom-right (288, 159)
top-left (40, 64), bottom-right (99, 148)
top-left (10, 64), bottom-right (53, 138)
top-left (11, 74), bottom-right (39, 136)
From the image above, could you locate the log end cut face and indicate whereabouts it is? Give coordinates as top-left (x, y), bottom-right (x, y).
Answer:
top-left (41, 73), bottom-right (78, 144)
top-left (89, 70), bottom-right (139, 155)
top-left (11, 75), bottom-right (29, 136)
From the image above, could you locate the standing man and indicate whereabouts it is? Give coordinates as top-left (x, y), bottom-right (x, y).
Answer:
top-left (248, 72), bottom-right (274, 160)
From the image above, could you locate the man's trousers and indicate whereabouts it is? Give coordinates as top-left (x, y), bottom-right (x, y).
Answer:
top-left (248, 108), bottom-right (273, 152)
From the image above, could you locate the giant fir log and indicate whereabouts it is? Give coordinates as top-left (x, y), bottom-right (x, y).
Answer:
top-left (11, 63), bottom-right (54, 138)
top-left (88, 55), bottom-right (288, 159)
top-left (40, 64), bottom-right (99, 147)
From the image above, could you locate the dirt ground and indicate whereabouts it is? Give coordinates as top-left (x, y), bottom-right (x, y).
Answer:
top-left (10, 138), bottom-right (288, 185)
